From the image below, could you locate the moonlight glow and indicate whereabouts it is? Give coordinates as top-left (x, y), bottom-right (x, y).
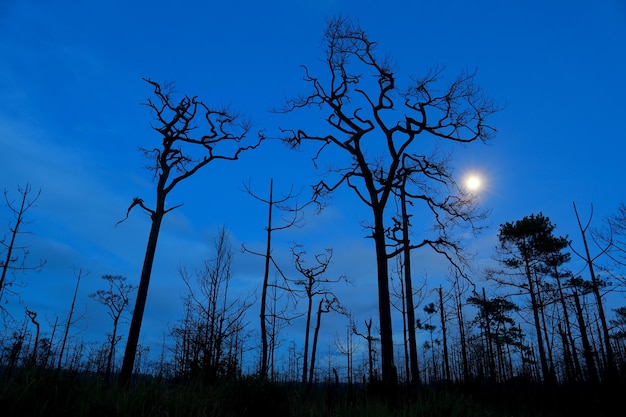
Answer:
top-left (464, 174), bottom-right (483, 192)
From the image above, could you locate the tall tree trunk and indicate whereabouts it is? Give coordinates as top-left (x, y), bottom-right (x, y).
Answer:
top-left (400, 183), bottom-right (420, 385)
top-left (308, 299), bottom-right (324, 386)
top-left (106, 315), bottom-right (120, 383)
top-left (438, 286), bottom-right (450, 382)
top-left (57, 269), bottom-right (84, 371)
top-left (572, 289), bottom-right (598, 384)
top-left (119, 203), bottom-right (164, 385)
top-left (536, 274), bottom-right (556, 381)
top-left (524, 262), bottom-right (551, 383)
top-left (398, 265), bottom-right (410, 382)
top-left (481, 288), bottom-right (497, 382)
top-left (554, 267), bottom-right (581, 381)
top-left (572, 202), bottom-right (616, 380)
top-left (373, 207), bottom-right (396, 386)
top-left (260, 179), bottom-right (273, 379)
top-left (302, 291), bottom-right (313, 384)
top-left (454, 284), bottom-right (469, 382)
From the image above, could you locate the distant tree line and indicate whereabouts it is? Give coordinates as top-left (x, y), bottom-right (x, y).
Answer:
top-left (2, 190), bottom-right (625, 389)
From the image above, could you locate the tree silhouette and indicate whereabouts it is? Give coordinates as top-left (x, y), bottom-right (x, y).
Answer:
top-left (468, 289), bottom-right (520, 382)
top-left (24, 308), bottom-right (40, 364)
top-left (89, 274), bottom-right (136, 383)
top-left (571, 202), bottom-right (617, 381)
top-left (490, 213), bottom-right (569, 385)
top-left (0, 183), bottom-right (45, 308)
top-left (56, 268), bottom-right (86, 371)
top-left (241, 179), bottom-right (307, 379)
top-left (288, 244), bottom-right (348, 385)
top-left (173, 226), bottom-right (252, 382)
top-left (118, 78), bottom-right (262, 385)
top-left (279, 16), bottom-right (497, 385)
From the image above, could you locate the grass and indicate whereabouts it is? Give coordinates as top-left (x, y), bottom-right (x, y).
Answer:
top-left (0, 368), bottom-right (621, 417)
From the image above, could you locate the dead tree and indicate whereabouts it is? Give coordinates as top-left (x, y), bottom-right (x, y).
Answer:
top-left (387, 150), bottom-right (487, 384)
top-left (389, 253), bottom-right (427, 384)
top-left (451, 276), bottom-right (471, 382)
top-left (279, 17), bottom-right (497, 385)
top-left (175, 226), bottom-right (253, 382)
top-left (89, 275), bottom-right (136, 382)
top-left (571, 202), bottom-right (616, 381)
top-left (308, 295), bottom-right (346, 385)
top-left (241, 179), bottom-right (307, 379)
top-left (437, 286), bottom-right (451, 382)
top-left (57, 268), bottom-right (86, 371)
top-left (25, 308), bottom-right (40, 364)
top-left (118, 78), bottom-right (262, 385)
top-left (352, 317), bottom-right (379, 383)
top-left (288, 244), bottom-right (348, 385)
top-left (0, 183), bottom-right (45, 307)
top-left (336, 319), bottom-right (358, 385)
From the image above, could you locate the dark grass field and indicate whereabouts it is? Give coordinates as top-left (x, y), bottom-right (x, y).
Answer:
top-left (0, 368), bottom-right (621, 417)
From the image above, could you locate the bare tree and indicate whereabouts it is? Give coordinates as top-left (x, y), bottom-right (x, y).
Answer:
top-left (117, 78), bottom-right (262, 385)
top-left (437, 286), bottom-right (451, 382)
top-left (57, 268), bottom-right (86, 371)
top-left (0, 184), bottom-right (45, 308)
top-left (388, 153), bottom-right (486, 384)
top-left (606, 202), bottom-right (626, 269)
top-left (570, 202), bottom-right (617, 381)
top-left (24, 308), bottom-right (40, 364)
top-left (89, 274), bottom-right (136, 382)
top-left (241, 179), bottom-right (307, 379)
top-left (265, 272), bottom-right (293, 380)
top-left (335, 318), bottom-right (358, 385)
top-left (417, 302), bottom-right (439, 382)
top-left (308, 295), bottom-right (346, 385)
top-left (174, 226), bottom-right (253, 382)
top-left (288, 244), bottom-right (348, 385)
top-left (352, 317), bottom-right (379, 383)
top-left (389, 254), bottom-right (428, 384)
top-left (279, 16), bottom-right (497, 384)
top-left (451, 275), bottom-right (472, 382)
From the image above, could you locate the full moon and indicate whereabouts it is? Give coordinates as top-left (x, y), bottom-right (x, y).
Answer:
top-left (465, 175), bottom-right (482, 191)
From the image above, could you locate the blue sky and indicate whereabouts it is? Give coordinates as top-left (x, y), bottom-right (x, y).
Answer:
top-left (1, 0), bottom-right (626, 371)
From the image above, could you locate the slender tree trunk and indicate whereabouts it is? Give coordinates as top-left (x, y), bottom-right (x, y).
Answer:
top-left (259, 179), bottom-right (273, 379)
top-left (557, 323), bottom-right (574, 382)
top-left (536, 275), bottom-right (556, 381)
top-left (26, 309), bottom-right (40, 364)
top-left (481, 288), bottom-right (496, 382)
top-left (398, 266), bottom-right (410, 382)
top-left (366, 320), bottom-right (375, 382)
top-left (454, 285), bottom-right (469, 382)
top-left (524, 262), bottom-right (551, 383)
top-left (438, 286), bottom-right (450, 382)
top-left (573, 203), bottom-right (616, 380)
top-left (554, 267), bottom-right (580, 381)
top-left (106, 315), bottom-right (120, 383)
top-left (308, 299), bottom-right (324, 386)
top-left (572, 289), bottom-right (598, 383)
top-left (268, 282), bottom-right (279, 380)
top-left (302, 290), bottom-right (313, 384)
top-left (400, 184), bottom-right (420, 385)
top-left (0, 192), bottom-right (26, 302)
top-left (347, 326), bottom-right (353, 386)
top-left (47, 317), bottom-right (59, 369)
top-left (57, 270), bottom-right (83, 371)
